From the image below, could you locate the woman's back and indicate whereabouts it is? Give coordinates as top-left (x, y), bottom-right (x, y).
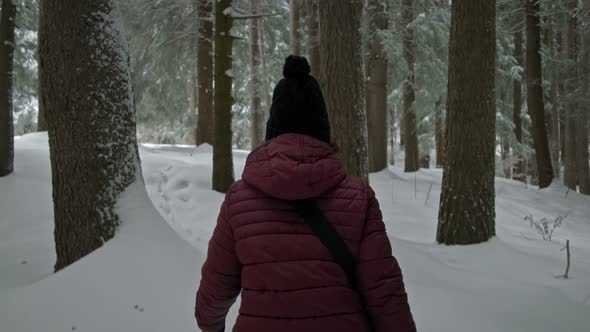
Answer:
top-left (196, 134), bottom-right (415, 332)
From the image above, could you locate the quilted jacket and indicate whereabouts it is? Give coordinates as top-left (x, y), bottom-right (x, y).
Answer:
top-left (195, 134), bottom-right (415, 332)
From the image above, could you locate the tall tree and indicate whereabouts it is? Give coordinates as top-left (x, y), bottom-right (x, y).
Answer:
top-left (289, 0), bottom-right (302, 55)
top-left (39, 0), bottom-right (142, 271)
top-left (434, 95), bottom-right (445, 168)
top-left (402, 0), bottom-right (419, 172)
top-left (306, 0), bottom-right (320, 78)
top-left (250, 0), bottom-right (264, 149)
top-left (0, 0), bottom-right (16, 176)
top-left (196, 0), bottom-right (215, 146)
top-left (576, 0), bottom-right (590, 194)
top-left (563, 0), bottom-right (578, 190)
top-left (437, 0), bottom-right (496, 245)
top-left (513, 21), bottom-right (525, 182)
top-left (212, 0), bottom-right (235, 192)
top-left (526, 0), bottom-right (554, 188)
top-left (366, 0), bottom-right (388, 172)
top-left (319, 0), bottom-right (368, 180)
top-left (0, 0), bottom-right (16, 177)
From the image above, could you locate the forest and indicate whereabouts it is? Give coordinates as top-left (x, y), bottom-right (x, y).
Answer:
top-left (1, 0), bottom-right (590, 331)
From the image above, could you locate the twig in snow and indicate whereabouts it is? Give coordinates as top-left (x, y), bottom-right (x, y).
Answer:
top-left (560, 240), bottom-right (571, 279)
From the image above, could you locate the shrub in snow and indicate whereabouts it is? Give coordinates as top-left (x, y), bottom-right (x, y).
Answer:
top-left (524, 214), bottom-right (565, 241)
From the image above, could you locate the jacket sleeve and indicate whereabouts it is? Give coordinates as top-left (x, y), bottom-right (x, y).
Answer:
top-left (195, 193), bottom-right (241, 332)
top-left (357, 186), bottom-right (416, 332)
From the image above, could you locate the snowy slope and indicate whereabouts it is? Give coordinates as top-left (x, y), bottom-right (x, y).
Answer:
top-left (1, 132), bottom-right (589, 332)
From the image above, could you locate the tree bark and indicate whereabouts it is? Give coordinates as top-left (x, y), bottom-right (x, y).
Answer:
top-left (434, 95), bottom-right (445, 168)
top-left (196, 0), bottom-right (215, 146)
top-left (290, 0), bottom-right (302, 55)
top-left (0, 0), bottom-right (16, 177)
top-left (563, 1), bottom-right (578, 190)
top-left (577, 0), bottom-right (590, 194)
top-left (306, 0), bottom-right (320, 78)
top-left (513, 25), bottom-right (526, 182)
top-left (526, 0), bottom-right (554, 188)
top-left (212, 0), bottom-right (235, 193)
top-left (366, 0), bottom-right (388, 172)
top-left (437, 0), bottom-right (496, 245)
top-left (39, 0), bottom-right (142, 271)
top-left (250, 0), bottom-right (264, 149)
top-left (319, 0), bottom-right (368, 180)
top-left (402, 0), bottom-right (419, 172)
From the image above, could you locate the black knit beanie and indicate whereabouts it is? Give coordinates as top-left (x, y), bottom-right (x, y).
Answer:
top-left (265, 55), bottom-right (331, 143)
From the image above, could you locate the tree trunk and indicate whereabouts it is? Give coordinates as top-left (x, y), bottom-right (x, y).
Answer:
top-left (437, 0), bottom-right (496, 245)
top-left (212, 0), bottom-right (235, 193)
top-left (319, 0), bottom-right (368, 180)
top-left (513, 25), bottom-right (526, 182)
top-left (526, 0), bottom-right (554, 188)
top-left (250, 0), bottom-right (264, 149)
top-left (39, 0), bottom-right (142, 271)
top-left (402, 0), bottom-right (419, 172)
top-left (290, 0), bottom-right (302, 55)
top-left (366, 0), bottom-right (388, 172)
top-left (37, 100), bottom-right (47, 131)
top-left (434, 95), bottom-right (445, 168)
top-left (0, 0), bottom-right (16, 177)
top-left (577, 0), bottom-right (590, 194)
top-left (196, 0), bottom-right (215, 146)
top-left (563, 2), bottom-right (578, 190)
top-left (306, 0), bottom-right (320, 78)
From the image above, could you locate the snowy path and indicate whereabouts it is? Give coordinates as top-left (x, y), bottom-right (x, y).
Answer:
top-left (1, 133), bottom-right (589, 332)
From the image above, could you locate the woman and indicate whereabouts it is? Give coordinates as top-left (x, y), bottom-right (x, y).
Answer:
top-left (195, 56), bottom-right (416, 332)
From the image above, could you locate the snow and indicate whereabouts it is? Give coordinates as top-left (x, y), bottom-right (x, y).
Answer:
top-left (1, 132), bottom-right (590, 332)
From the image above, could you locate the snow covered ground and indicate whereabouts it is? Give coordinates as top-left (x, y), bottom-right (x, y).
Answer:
top-left (1, 132), bottom-right (589, 332)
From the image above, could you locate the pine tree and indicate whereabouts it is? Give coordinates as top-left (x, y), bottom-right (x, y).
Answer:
top-left (305, 0), bottom-right (320, 78)
top-left (39, 0), bottom-right (142, 271)
top-left (402, 0), bottom-right (419, 172)
top-left (513, 20), bottom-right (525, 182)
top-left (437, 0), bottom-right (496, 245)
top-left (0, 0), bottom-right (16, 177)
top-left (289, 0), bottom-right (302, 55)
top-left (319, 0), bottom-right (368, 180)
top-left (526, 0), bottom-right (553, 188)
top-left (196, 0), bottom-right (214, 146)
top-left (366, 0), bottom-right (388, 172)
top-left (212, 0), bottom-right (235, 193)
top-left (434, 95), bottom-right (445, 168)
top-left (250, 0), bottom-right (264, 149)
top-left (576, 0), bottom-right (590, 195)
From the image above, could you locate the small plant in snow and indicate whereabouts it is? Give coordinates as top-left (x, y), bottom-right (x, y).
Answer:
top-left (524, 214), bottom-right (566, 241)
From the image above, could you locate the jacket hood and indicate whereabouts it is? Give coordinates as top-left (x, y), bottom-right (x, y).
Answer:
top-left (242, 134), bottom-right (347, 200)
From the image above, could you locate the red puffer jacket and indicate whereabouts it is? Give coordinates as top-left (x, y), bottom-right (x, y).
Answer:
top-left (195, 134), bottom-right (415, 332)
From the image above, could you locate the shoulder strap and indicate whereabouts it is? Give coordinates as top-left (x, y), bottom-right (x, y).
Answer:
top-left (292, 199), bottom-right (358, 288)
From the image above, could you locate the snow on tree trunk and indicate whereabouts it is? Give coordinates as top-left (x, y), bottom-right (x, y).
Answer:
top-left (38, 0), bottom-right (142, 271)
top-left (366, 0), bottom-right (388, 173)
top-left (196, 0), bottom-right (215, 146)
top-left (290, 0), bottom-right (302, 55)
top-left (437, 0), bottom-right (496, 245)
top-left (212, 0), bottom-right (235, 193)
top-left (306, 0), bottom-right (320, 78)
top-left (526, 0), bottom-right (554, 188)
top-left (319, 0), bottom-right (368, 181)
top-left (0, 0), bottom-right (16, 177)
top-left (402, 0), bottom-right (419, 173)
top-left (250, 0), bottom-right (264, 149)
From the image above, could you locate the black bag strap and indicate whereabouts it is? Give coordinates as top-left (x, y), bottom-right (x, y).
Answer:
top-left (292, 199), bottom-right (358, 289)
